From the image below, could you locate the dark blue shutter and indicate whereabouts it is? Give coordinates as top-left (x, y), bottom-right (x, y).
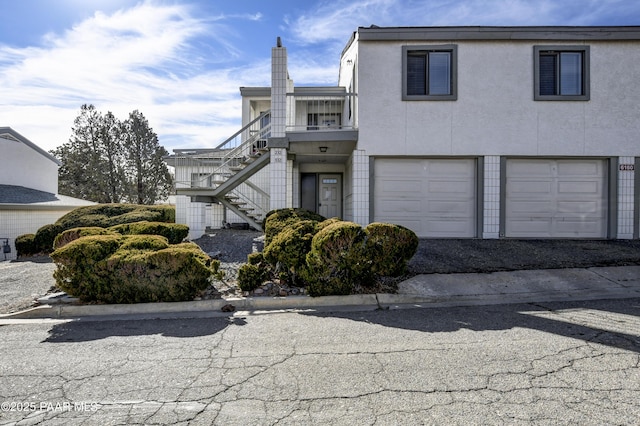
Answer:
top-left (407, 54), bottom-right (426, 95)
top-left (539, 54), bottom-right (557, 96)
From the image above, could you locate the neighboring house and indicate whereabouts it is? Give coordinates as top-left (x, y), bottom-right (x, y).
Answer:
top-left (167, 27), bottom-right (640, 240)
top-left (0, 127), bottom-right (94, 260)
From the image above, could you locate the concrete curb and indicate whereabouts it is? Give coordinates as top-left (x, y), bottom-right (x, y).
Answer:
top-left (0, 294), bottom-right (381, 319)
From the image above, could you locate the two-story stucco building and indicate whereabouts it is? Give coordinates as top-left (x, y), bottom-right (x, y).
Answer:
top-left (169, 26), bottom-right (640, 240)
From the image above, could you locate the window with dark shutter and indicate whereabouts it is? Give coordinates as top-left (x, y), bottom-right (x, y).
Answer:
top-left (534, 46), bottom-right (589, 101)
top-left (402, 45), bottom-right (457, 101)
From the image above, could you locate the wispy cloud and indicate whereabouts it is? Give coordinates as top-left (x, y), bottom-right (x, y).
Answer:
top-left (0, 1), bottom-right (262, 152)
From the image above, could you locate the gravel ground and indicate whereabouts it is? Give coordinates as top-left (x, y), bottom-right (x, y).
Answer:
top-left (1, 229), bottom-right (639, 314)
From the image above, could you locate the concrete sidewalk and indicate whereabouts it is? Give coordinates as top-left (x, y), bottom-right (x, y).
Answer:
top-left (2, 265), bottom-right (639, 321)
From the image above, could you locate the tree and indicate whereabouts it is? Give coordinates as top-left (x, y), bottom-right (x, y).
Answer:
top-left (122, 110), bottom-right (173, 204)
top-left (53, 105), bottom-right (173, 205)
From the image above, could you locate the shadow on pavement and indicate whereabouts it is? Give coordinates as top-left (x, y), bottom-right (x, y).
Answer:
top-left (304, 298), bottom-right (640, 354)
top-left (43, 316), bottom-right (245, 343)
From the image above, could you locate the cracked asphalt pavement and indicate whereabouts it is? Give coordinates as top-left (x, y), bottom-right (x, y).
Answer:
top-left (1, 298), bottom-right (639, 425)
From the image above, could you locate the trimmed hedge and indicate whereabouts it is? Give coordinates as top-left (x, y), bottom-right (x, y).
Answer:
top-left (51, 234), bottom-right (219, 304)
top-left (109, 221), bottom-right (188, 244)
top-left (365, 222), bottom-right (419, 277)
top-left (34, 224), bottom-right (63, 253)
top-left (15, 234), bottom-right (37, 256)
top-left (263, 219), bottom-right (318, 284)
top-left (56, 204), bottom-right (175, 229)
top-left (28, 204), bottom-right (177, 254)
top-left (263, 208), bottom-right (325, 246)
top-left (53, 227), bottom-right (118, 250)
top-left (303, 221), bottom-right (373, 297)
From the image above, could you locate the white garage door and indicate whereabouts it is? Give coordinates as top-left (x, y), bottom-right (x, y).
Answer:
top-left (374, 158), bottom-right (476, 237)
top-left (505, 159), bottom-right (607, 238)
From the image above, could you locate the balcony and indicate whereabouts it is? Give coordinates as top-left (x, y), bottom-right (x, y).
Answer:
top-left (285, 90), bottom-right (357, 133)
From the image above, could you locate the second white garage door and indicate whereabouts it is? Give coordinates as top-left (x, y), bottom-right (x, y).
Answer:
top-left (374, 158), bottom-right (477, 237)
top-left (505, 159), bottom-right (608, 238)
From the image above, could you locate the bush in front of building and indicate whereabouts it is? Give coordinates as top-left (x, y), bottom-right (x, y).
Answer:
top-left (237, 263), bottom-right (267, 292)
top-left (302, 221), bottom-right (374, 297)
top-left (15, 233), bottom-right (37, 256)
top-left (263, 219), bottom-right (319, 285)
top-left (365, 222), bottom-right (419, 277)
top-left (33, 223), bottom-right (64, 253)
top-left (262, 208), bottom-right (326, 245)
top-left (22, 204), bottom-right (177, 255)
top-left (108, 221), bottom-right (188, 244)
top-left (50, 234), bottom-right (220, 304)
top-left (53, 227), bottom-right (119, 250)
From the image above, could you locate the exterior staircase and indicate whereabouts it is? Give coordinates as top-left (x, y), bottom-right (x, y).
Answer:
top-left (174, 111), bottom-right (272, 231)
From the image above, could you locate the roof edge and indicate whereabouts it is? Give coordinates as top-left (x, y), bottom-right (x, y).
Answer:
top-left (0, 127), bottom-right (61, 166)
top-left (357, 26), bottom-right (640, 41)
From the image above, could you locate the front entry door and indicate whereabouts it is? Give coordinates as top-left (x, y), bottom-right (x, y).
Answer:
top-left (318, 174), bottom-right (342, 218)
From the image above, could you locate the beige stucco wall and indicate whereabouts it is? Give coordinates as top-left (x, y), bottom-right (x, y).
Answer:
top-left (356, 40), bottom-right (640, 157)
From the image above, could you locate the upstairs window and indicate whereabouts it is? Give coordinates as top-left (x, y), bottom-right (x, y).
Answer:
top-left (534, 46), bottom-right (590, 101)
top-left (403, 45), bottom-right (457, 100)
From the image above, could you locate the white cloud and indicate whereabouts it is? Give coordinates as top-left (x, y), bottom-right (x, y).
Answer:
top-left (0, 1), bottom-right (257, 153)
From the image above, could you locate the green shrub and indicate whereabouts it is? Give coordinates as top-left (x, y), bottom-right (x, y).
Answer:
top-left (365, 222), bottom-right (419, 276)
top-left (51, 235), bottom-right (123, 300)
top-left (55, 204), bottom-right (175, 229)
top-left (247, 252), bottom-right (264, 265)
top-left (263, 220), bottom-right (318, 283)
top-left (116, 234), bottom-right (169, 252)
top-left (303, 221), bottom-right (372, 297)
top-left (237, 263), bottom-right (266, 292)
top-left (53, 227), bottom-right (118, 250)
top-left (109, 221), bottom-right (188, 244)
top-left (263, 208), bottom-right (325, 245)
top-left (34, 224), bottom-right (63, 253)
top-left (15, 234), bottom-right (37, 256)
top-left (50, 235), bottom-right (218, 304)
top-left (30, 204), bottom-right (177, 254)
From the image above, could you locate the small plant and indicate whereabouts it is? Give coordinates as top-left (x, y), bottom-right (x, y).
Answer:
top-left (237, 263), bottom-right (266, 292)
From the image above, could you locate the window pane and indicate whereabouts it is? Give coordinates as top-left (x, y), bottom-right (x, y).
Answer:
top-left (560, 52), bottom-right (582, 95)
top-left (407, 54), bottom-right (426, 95)
top-left (428, 52), bottom-right (451, 95)
top-left (539, 54), bottom-right (557, 96)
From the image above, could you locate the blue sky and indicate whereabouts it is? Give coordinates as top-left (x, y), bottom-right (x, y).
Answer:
top-left (1, 0), bottom-right (639, 154)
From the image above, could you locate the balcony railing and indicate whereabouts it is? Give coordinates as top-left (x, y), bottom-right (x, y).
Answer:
top-left (285, 92), bottom-right (357, 132)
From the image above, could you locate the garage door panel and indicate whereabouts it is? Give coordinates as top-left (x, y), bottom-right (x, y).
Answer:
top-left (509, 201), bottom-right (554, 214)
top-left (557, 161), bottom-right (602, 175)
top-left (375, 158), bottom-right (476, 238)
top-left (557, 201), bottom-right (601, 215)
top-left (508, 161), bottom-right (554, 176)
top-left (428, 200), bottom-right (474, 214)
top-left (506, 159), bottom-right (607, 238)
top-left (557, 181), bottom-right (599, 194)
top-left (379, 179), bottom-right (422, 193)
top-left (428, 179), bottom-right (473, 194)
top-left (430, 160), bottom-right (474, 176)
top-left (379, 198), bottom-right (422, 215)
top-left (509, 179), bottom-right (553, 194)
top-left (376, 160), bottom-right (423, 175)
